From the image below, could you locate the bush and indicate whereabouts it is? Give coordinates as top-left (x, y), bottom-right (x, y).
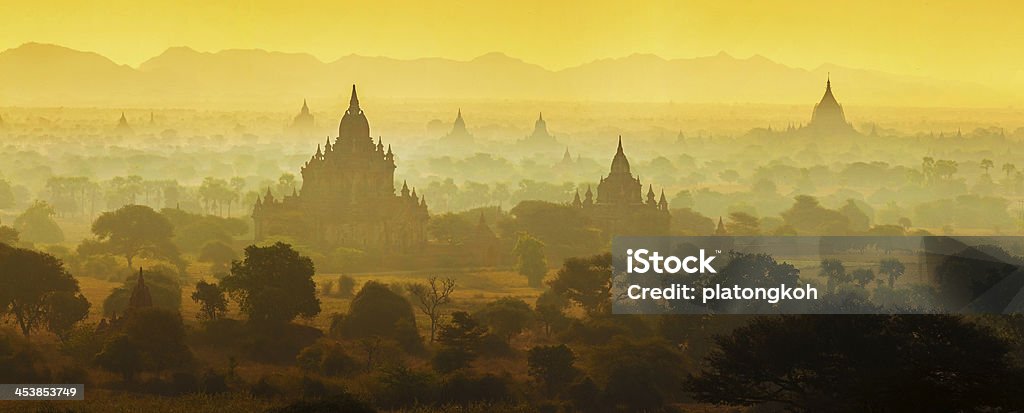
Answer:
top-left (297, 339), bottom-right (356, 377)
top-left (432, 347), bottom-right (474, 374)
top-left (332, 281), bottom-right (421, 352)
top-left (269, 391), bottom-right (377, 413)
top-left (199, 369), bottom-right (229, 394)
top-left (376, 365), bottom-right (439, 408)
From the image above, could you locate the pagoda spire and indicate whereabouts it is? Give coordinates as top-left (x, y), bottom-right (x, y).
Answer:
top-left (349, 85), bottom-right (360, 110)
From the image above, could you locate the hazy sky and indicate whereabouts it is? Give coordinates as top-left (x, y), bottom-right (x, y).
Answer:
top-left (2, 0), bottom-right (1022, 87)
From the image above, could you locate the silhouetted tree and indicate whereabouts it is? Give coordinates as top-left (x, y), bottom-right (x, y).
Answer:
top-left (407, 276), bottom-right (456, 343)
top-left (83, 204), bottom-right (182, 270)
top-left (527, 344), bottom-right (578, 396)
top-left (687, 315), bottom-right (1024, 411)
top-left (96, 307), bottom-right (192, 381)
top-left (535, 289), bottom-right (570, 336)
top-left (191, 280), bottom-right (227, 322)
top-left (475, 297), bottom-right (534, 343)
top-left (820, 258), bottom-right (849, 294)
top-left (337, 274), bottom-right (357, 298)
top-left (513, 232), bottom-right (547, 287)
top-left (879, 258), bottom-right (906, 288)
top-left (44, 290), bottom-right (91, 342)
top-left (220, 242), bottom-right (319, 325)
top-left (549, 253), bottom-right (612, 316)
top-left (434, 311), bottom-right (487, 373)
top-left (851, 268), bottom-right (875, 287)
top-left (332, 281), bottom-right (420, 351)
top-left (0, 244), bottom-right (86, 337)
top-left (14, 200), bottom-right (64, 244)
top-left (198, 241), bottom-right (237, 275)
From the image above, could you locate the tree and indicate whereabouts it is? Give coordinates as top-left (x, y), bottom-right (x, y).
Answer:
top-left (687, 315), bottom-right (1024, 411)
top-left (94, 333), bottom-right (143, 382)
top-left (839, 199), bottom-right (871, 232)
top-left (191, 280), bottom-right (227, 322)
top-left (981, 159), bottom-right (994, 176)
top-left (96, 308), bottom-right (192, 381)
top-left (535, 289), bottom-right (569, 336)
top-left (780, 195), bottom-right (850, 235)
top-left (474, 297), bottom-right (534, 343)
top-left (331, 281), bottom-right (420, 351)
top-left (549, 253), bottom-right (612, 316)
top-left (820, 258), bottom-right (849, 294)
top-left (434, 311), bottom-right (487, 372)
top-left (727, 212), bottom-right (760, 235)
top-left (220, 242), bottom-right (320, 325)
top-left (337, 275), bottom-right (357, 298)
top-left (879, 258), bottom-right (906, 288)
top-left (527, 344), bottom-right (578, 396)
top-left (0, 244), bottom-right (85, 337)
top-left (44, 291), bottom-right (91, 342)
top-left (851, 268), bottom-right (875, 287)
top-left (513, 232), bottom-right (547, 287)
top-left (198, 241), bottom-right (237, 275)
top-left (85, 205), bottom-right (182, 270)
top-left (407, 276), bottom-right (456, 343)
top-left (14, 201), bottom-right (64, 244)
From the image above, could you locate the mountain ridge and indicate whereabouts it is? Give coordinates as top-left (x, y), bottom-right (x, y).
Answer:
top-left (0, 42), bottom-right (1012, 108)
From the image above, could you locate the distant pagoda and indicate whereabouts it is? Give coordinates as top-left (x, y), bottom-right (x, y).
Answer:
top-left (115, 112), bottom-right (133, 135)
top-left (803, 76), bottom-right (858, 136)
top-left (441, 109), bottom-right (474, 144)
top-left (290, 99), bottom-right (316, 136)
top-left (517, 112), bottom-right (559, 150)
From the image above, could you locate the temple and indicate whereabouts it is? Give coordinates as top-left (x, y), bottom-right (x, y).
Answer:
top-left (127, 268), bottom-right (153, 311)
top-left (442, 109), bottom-right (474, 144)
top-left (115, 112), bottom-right (132, 135)
top-left (571, 137), bottom-right (670, 237)
top-left (253, 86), bottom-right (429, 252)
top-left (517, 112), bottom-right (559, 150)
top-left (803, 76), bottom-right (857, 136)
top-left (290, 99), bottom-right (316, 136)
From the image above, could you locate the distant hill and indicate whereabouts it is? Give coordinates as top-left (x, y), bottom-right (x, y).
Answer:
top-left (0, 43), bottom-right (1012, 108)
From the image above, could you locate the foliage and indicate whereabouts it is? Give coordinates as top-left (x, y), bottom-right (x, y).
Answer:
top-left (548, 253), bottom-right (612, 316)
top-left (220, 242), bottom-right (320, 325)
top-left (13, 200), bottom-right (64, 244)
top-left (512, 232), bottom-right (547, 287)
top-left (474, 297), bottom-right (534, 343)
top-left (687, 315), bottom-right (1024, 412)
top-left (332, 281), bottom-right (420, 351)
top-left (85, 205), bottom-right (183, 270)
top-left (527, 344), bottom-right (578, 396)
top-left (0, 244), bottom-right (86, 337)
top-left (191, 279), bottom-right (228, 322)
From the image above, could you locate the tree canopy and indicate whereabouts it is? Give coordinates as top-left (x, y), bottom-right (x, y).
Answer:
top-left (220, 242), bottom-right (320, 324)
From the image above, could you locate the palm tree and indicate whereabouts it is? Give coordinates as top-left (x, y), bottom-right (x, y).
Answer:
top-left (879, 258), bottom-right (906, 288)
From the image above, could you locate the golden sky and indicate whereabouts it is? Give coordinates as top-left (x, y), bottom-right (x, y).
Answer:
top-left (2, 0), bottom-right (1022, 87)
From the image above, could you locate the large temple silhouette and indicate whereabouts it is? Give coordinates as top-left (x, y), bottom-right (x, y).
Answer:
top-left (253, 86), bottom-right (428, 252)
top-left (571, 138), bottom-right (670, 236)
top-left (803, 76), bottom-right (857, 136)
